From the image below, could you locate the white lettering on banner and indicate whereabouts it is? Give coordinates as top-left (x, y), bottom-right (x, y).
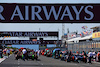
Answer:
top-left (0, 5), bottom-right (94, 21)
top-left (1, 40), bottom-right (41, 44)
top-left (3, 32), bottom-right (49, 37)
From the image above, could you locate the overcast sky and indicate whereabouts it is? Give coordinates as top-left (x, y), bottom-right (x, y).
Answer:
top-left (0, 0), bottom-right (100, 39)
top-left (0, 23), bottom-right (100, 39)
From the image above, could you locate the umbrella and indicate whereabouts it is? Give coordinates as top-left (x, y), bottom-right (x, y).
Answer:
top-left (20, 47), bottom-right (24, 49)
top-left (45, 48), bottom-right (48, 51)
top-left (47, 50), bottom-right (49, 52)
top-left (53, 48), bottom-right (61, 53)
top-left (61, 51), bottom-right (66, 53)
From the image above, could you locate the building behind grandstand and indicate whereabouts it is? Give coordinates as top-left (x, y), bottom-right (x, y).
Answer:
top-left (63, 25), bottom-right (100, 52)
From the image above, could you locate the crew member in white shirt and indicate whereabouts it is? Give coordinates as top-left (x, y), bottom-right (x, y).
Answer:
top-left (22, 48), bottom-right (27, 61)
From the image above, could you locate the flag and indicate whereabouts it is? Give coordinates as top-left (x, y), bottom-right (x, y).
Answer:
top-left (86, 31), bottom-right (88, 34)
top-left (88, 31), bottom-right (92, 34)
top-left (72, 34), bottom-right (76, 37)
top-left (82, 26), bottom-right (85, 29)
top-left (85, 26), bottom-right (88, 28)
top-left (80, 34), bottom-right (82, 36)
top-left (83, 31), bottom-right (87, 34)
top-left (89, 31), bottom-right (92, 33)
top-left (71, 34), bottom-right (76, 38)
top-left (82, 26), bottom-right (88, 29)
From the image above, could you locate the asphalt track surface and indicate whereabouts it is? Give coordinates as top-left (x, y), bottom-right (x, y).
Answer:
top-left (0, 54), bottom-right (100, 67)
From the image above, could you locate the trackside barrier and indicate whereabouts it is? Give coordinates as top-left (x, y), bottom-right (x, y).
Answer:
top-left (68, 41), bottom-right (100, 53)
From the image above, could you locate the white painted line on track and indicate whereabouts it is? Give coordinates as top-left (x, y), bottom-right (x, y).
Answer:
top-left (18, 63), bottom-right (20, 65)
top-left (37, 61), bottom-right (44, 65)
top-left (18, 60), bottom-right (20, 65)
top-left (9, 54), bottom-right (12, 57)
top-left (0, 58), bottom-right (6, 63)
top-left (0, 54), bottom-right (13, 64)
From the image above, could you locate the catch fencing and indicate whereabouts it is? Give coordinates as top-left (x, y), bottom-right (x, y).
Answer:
top-left (68, 41), bottom-right (100, 53)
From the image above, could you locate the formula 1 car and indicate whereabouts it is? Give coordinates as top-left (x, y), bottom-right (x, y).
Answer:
top-left (61, 52), bottom-right (68, 61)
top-left (28, 52), bottom-right (35, 60)
top-left (15, 51), bottom-right (22, 60)
top-left (46, 52), bottom-right (52, 57)
top-left (70, 54), bottom-right (87, 63)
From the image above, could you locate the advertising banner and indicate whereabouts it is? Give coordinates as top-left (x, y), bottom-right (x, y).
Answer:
top-left (92, 32), bottom-right (100, 38)
top-left (0, 40), bottom-right (61, 45)
top-left (0, 31), bottom-right (58, 37)
top-left (0, 3), bottom-right (100, 23)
